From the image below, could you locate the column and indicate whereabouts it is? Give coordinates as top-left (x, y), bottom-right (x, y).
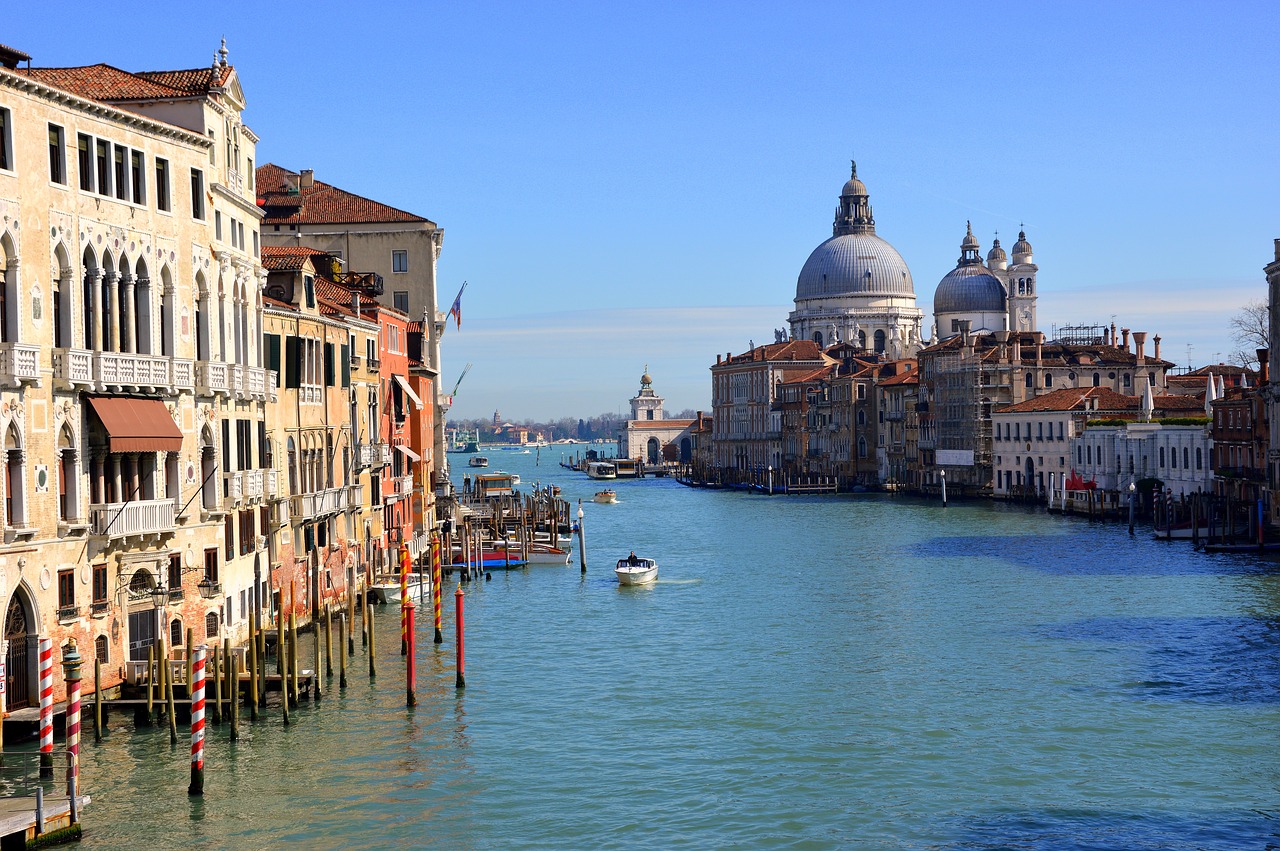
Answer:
top-left (88, 271), bottom-right (103, 351)
top-left (121, 273), bottom-right (136, 354)
top-left (105, 272), bottom-right (119, 353)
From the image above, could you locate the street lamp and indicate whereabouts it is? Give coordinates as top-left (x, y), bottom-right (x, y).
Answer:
top-left (1128, 479), bottom-right (1137, 536)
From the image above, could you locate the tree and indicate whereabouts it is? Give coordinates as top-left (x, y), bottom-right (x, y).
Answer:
top-left (1228, 299), bottom-right (1269, 370)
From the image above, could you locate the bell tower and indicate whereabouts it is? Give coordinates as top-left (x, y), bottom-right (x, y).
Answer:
top-left (629, 367), bottom-right (664, 421)
top-left (1004, 228), bottom-right (1038, 332)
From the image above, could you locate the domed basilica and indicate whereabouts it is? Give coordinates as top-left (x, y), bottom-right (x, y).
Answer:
top-left (933, 222), bottom-right (1038, 341)
top-left (787, 163), bottom-right (923, 357)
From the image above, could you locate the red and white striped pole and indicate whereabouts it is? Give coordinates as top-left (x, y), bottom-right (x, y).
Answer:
top-left (61, 640), bottom-right (83, 822)
top-left (188, 644), bottom-right (206, 796)
top-left (38, 637), bottom-right (53, 776)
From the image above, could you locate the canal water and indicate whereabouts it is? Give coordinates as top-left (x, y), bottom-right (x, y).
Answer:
top-left (63, 446), bottom-right (1280, 848)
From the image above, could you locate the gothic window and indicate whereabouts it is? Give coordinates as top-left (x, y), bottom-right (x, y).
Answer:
top-left (1092, 373), bottom-right (1100, 387)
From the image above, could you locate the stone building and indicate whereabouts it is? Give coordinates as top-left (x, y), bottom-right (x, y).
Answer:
top-left (256, 164), bottom-right (447, 479)
top-left (617, 369), bottom-right (694, 464)
top-left (0, 42), bottom-right (271, 706)
top-left (787, 163), bottom-right (922, 356)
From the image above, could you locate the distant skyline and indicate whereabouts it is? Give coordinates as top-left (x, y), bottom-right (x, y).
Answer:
top-left (11, 1), bottom-right (1277, 420)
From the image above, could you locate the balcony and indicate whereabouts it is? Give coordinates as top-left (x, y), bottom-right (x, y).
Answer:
top-left (291, 486), bottom-right (349, 519)
top-left (241, 366), bottom-right (269, 401)
top-left (230, 364), bottom-right (245, 400)
top-left (347, 483), bottom-right (364, 507)
top-left (0, 342), bottom-right (40, 387)
top-left (91, 498), bottom-right (176, 540)
top-left (885, 410), bottom-right (905, 422)
top-left (379, 444), bottom-right (392, 466)
top-left (300, 384), bottom-right (322, 406)
top-left (243, 469), bottom-right (265, 502)
top-left (356, 443), bottom-right (375, 469)
top-left (265, 469), bottom-right (279, 499)
top-left (398, 475), bottom-right (414, 497)
top-left (53, 348), bottom-right (94, 388)
top-left (223, 470), bottom-right (243, 505)
top-left (96, 351), bottom-right (175, 392)
top-left (266, 369), bottom-right (278, 402)
top-left (196, 360), bottom-right (231, 396)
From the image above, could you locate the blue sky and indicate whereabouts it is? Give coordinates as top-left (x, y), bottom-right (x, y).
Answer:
top-left (10, 1), bottom-right (1278, 420)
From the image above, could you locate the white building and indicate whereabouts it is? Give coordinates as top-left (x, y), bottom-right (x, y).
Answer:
top-left (787, 163), bottom-right (923, 356)
top-left (617, 369), bottom-right (693, 464)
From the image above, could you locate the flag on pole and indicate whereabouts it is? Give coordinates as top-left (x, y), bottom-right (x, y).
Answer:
top-left (448, 281), bottom-right (467, 330)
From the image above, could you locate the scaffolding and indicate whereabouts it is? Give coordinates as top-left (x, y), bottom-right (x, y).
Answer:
top-left (931, 349), bottom-right (993, 490)
top-left (1050, 323), bottom-right (1109, 346)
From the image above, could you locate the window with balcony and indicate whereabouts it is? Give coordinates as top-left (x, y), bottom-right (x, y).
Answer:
top-left (239, 509), bottom-right (255, 556)
top-left (57, 425), bottom-right (80, 523)
top-left (48, 124), bottom-right (66, 184)
top-left (3, 422), bottom-right (25, 528)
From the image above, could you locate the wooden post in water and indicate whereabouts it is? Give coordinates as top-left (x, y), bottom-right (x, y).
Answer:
top-left (455, 584), bottom-right (466, 689)
top-left (406, 601), bottom-right (417, 708)
top-left (313, 609), bottom-right (323, 701)
top-left (248, 624), bottom-right (259, 722)
top-left (222, 638), bottom-right (233, 723)
top-left (324, 605), bottom-right (333, 678)
top-left (368, 604), bottom-right (377, 679)
top-left (185, 627), bottom-right (194, 696)
top-left (165, 646), bottom-right (178, 746)
top-left (229, 653), bottom-right (240, 741)
top-left (281, 626), bottom-right (291, 727)
top-left (339, 612), bottom-right (348, 690)
top-left (347, 592), bottom-right (356, 656)
top-left (93, 657), bottom-right (103, 742)
top-left (187, 644), bottom-right (205, 797)
top-left (276, 596), bottom-right (286, 676)
top-left (145, 645), bottom-right (155, 724)
top-left (289, 608), bottom-right (300, 707)
top-left (258, 610), bottom-right (268, 709)
top-left (211, 645), bottom-right (222, 726)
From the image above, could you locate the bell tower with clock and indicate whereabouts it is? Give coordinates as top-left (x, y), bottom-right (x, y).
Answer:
top-left (1004, 228), bottom-right (1038, 332)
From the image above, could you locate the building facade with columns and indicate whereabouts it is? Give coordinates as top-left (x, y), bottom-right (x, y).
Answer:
top-left (0, 42), bottom-right (272, 707)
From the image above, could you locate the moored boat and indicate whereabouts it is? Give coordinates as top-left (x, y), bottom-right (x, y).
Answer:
top-left (368, 572), bottom-right (429, 604)
top-left (469, 455), bottom-right (489, 468)
top-left (586, 461), bottom-right (617, 480)
top-left (526, 543), bottom-right (572, 565)
top-left (593, 490), bottom-right (617, 504)
top-left (615, 554), bottom-right (657, 586)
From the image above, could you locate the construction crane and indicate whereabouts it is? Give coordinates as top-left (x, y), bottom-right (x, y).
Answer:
top-left (441, 362), bottom-right (472, 412)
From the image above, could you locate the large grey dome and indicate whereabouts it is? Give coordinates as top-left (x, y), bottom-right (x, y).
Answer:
top-left (934, 264), bottom-right (1006, 313)
top-left (796, 233), bottom-right (914, 299)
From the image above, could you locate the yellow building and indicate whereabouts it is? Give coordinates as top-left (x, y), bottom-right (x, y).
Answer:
top-left (0, 42), bottom-right (270, 705)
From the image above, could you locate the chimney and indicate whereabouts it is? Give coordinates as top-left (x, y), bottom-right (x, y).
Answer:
top-left (1034, 331), bottom-right (1044, 366)
top-left (1133, 331), bottom-right (1147, 365)
top-left (1110, 322), bottom-right (1117, 346)
top-left (1153, 334), bottom-right (1162, 361)
top-left (300, 168), bottom-right (315, 189)
top-left (352, 291), bottom-right (360, 319)
top-left (716, 354), bottom-right (722, 365)
top-left (1258, 349), bottom-right (1270, 384)
top-left (1121, 328), bottom-right (1130, 351)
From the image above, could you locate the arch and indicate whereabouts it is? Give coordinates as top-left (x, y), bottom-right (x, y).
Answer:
top-left (0, 230), bottom-right (17, 343)
top-left (646, 436), bottom-right (660, 465)
top-left (171, 617), bottom-right (183, 647)
top-left (4, 583), bottom-right (40, 709)
top-left (3, 420), bottom-right (25, 526)
top-left (812, 331), bottom-right (823, 347)
top-left (200, 422), bottom-right (219, 510)
top-left (1092, 372), bottom-right (1101, 387)
top-left (195, 270), bottom-right (210, 361)
top-left (58, 422), bottom-right (80, 522)
top-left (1025, 372), bottom-right (1034, 388)
top-left (159, 264), bottom-right (175, 356)
top-left (679, 437), bottom-right (692, 463)
top-left (95, 634), bottom-right (109, 664)
top-left (1024, 457), bottom-right (1035, 493)
top-left (857, 330), bottom-right (867, 349)
top-left (134, 255), bottom-right (153, 354)
top-left (873, 329), bottom-right (886, 353)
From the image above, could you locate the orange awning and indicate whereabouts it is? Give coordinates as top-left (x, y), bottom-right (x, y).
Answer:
top-left (88, 396), bottom-right (184, 453)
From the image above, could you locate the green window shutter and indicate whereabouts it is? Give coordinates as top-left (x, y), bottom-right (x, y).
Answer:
top-left (264, 333), bottom-right (281, 375)
top-left (341, 344), bottom-right (351, 388)
top-left (324, 342), bottom-right (336, 387)
top-left (284, 336), bottom-right (299, 388)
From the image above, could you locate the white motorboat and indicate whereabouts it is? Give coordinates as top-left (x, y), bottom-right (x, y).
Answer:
top-left (615, 555), bottom-right (658, 586)
top-left (526, 543), bottom-right (572, 565)
top-left (586, 461), bottom-right (616, 479)
top-left (469, 456), bottom-right (489, 468)
top-left (368, 572), bottom-right (430, 605)
top-left (593, 490), bottom-right (617, 504)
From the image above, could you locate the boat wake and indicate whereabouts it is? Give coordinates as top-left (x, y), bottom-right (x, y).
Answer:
top-left (656, 578), bottom-right (702, 585)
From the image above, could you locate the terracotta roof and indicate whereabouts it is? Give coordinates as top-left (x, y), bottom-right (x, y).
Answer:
top-left (17, 63), bottom-right (231, 102)
top-left (722, 339), bottom-right (828, 366)
top-left (920, 332), bottom-right (1175, 369)
top-left (625, 419), bottom-right (695, 429)
top-left (317, 296), bottom-right (354, 319)
top-left (263, 295), bottom-right (297, 311)
top-left (878, 369), bottom-right (918, 387)
top-left (782, 366), bottom-right (837, 386)
top-left (1188, 363), bottom-right (1252, 376)
top-left (995, 386), bottom-right (1206, 415)
top-left (260, 244), bottom-right (332, 272)
top-left (314, 277), bottom-right (379, 311)
top-left (256, 163), bottom-right (431, 225)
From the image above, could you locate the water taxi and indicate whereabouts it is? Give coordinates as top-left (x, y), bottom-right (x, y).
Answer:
top-left (468, 455), bottom-right (489, 468)
top-left (593, 490), bottom-right (618, 504)
top-left (615, 554), bottom-right (658, 586)
top-left (586, 461), bottom-right (617, 480)
top-left (368, 572), bottom-right (430, 605)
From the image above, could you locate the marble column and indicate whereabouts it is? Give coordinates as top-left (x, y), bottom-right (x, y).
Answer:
top-left (104, 272), bottom-right (119, 353)
top-left (122, 274), bottom-right (136, 354)
top-left (88, 271), bottom-right (103, 351)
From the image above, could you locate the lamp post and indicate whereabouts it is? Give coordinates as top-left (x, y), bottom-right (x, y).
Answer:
top-left (940, 468), bottom-right (947, 508)
top-left (767, 465), bottom-right (773, 496)
top-left (1128, 479), bottom-right (1136, 536)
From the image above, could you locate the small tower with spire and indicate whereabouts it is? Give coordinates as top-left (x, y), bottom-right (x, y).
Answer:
top-left (629, 366), bottom-right (665, 422)
top-left (1001, 226), bottom-right (1038, 333)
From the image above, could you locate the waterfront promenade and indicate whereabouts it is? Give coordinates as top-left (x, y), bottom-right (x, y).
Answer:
top-left (62, 449), bottom-right (1280, 849)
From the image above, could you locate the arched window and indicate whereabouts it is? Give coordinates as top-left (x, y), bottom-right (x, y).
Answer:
top-left (857, 410), bottom-right (866, 426)
top-left (206, 612), bottom-right (219, 639)
top-left (874, 329), bottom-right (886, 353)
top-left (287, 436), bottom-right (298, 494)
top-left (1045, 373), bottom-right (1053, 387)
top-left (1123, 374), bottom-right (1131, 388)
top-left (1092, 373), bottom-right (1101, 387)
top-left (1025, 373), bottom-right (1034, 388)
top-left (1159, 447), bottom-right (1165, 467)
top-left (1196, 447), bottom-right (1202, 469)
top-left (857, 437), bottom-right (867, 458)
top-left (95, 635), bottom-right (109, 663)
top-left (3, 422), bottom-right (25, 527)
top-left (812, 331), bottom-right (823, 346)
top-left (171, 618), bottom-right (183, 648)
top-left (58, 424), bottom-right (79, 522)
top-left (1183, 447), bottom-right (1190, 469)
top-left (858, 330), bottom-right (867, 350)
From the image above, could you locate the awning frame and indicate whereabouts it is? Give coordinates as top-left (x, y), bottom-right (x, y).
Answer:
top-left (392, 374), bottom-right (424, 410)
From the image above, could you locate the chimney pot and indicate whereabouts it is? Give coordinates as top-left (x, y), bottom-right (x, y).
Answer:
top-left (300, 168), bottom-right (315, 189)
top-left (1121, 328), bottom-right (1130, 351)
top-left (1153, 334), bottom-right (1162, 361)
top-left (1258, 349), bottom-right (1270, 384)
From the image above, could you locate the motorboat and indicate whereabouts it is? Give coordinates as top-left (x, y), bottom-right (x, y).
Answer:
top-left (593, 490), bottom-right (618, 504)
top-left (368, 572), bottom-right (429, 605)
top-left (469, 456), bottom-right (489, 468)
top-left (615, 555), bottom-right (658, 586)
top-left (586, 461), bottom-right (617, 480)
top-left (526, 542), bottom-right (572, 565)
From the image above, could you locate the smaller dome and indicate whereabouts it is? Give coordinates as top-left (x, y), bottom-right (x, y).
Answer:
top-left (960, 220), bottom-right (979, 250)
top-left (934, 265), bottom-right (1007, 314)
top-left (841, 161), bottom-right (867, 197)
top-left (987, 238), bottom-right (1006, 265)
top-left (1012, 229), bottom-right (1033, 260)
top-left (641, 367), bottom-right (652, 387)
